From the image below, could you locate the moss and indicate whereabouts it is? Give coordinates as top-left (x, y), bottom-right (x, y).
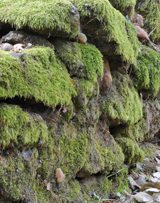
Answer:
top-left (83, 132), bottom-right (124, 174)
top-left (0, 104), bottom-right (48, 148)
top-left (74, 79), bottom-right (99, 110)
top-left (55, 41), bottom-right (103, 82)
top-left (109, 0), bottom-right (136, 17)
top-left (112, 119), bottom-right (148, 142)
top-left (133, 45), bottom-right (160, 97)
top-left (47, 122), bottom-right (88, 178)
top-left (0, 149), bottom-right (51, 202)
top-left (0, 47), bottom-right (76, 107)
top-left (116, 137), bottom-right (145, 164)
top-left (101, 72), bottom-right (143, 125)
top-left (136, 0), bottom-right (160, 42)
top-left (72, 0), bottom-right (140, 64)
top-left (0, 0), bottom-right (80, 38)
top-left (112, 166), bottom-right (129, 194)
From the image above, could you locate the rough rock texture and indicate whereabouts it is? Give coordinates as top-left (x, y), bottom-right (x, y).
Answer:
top-left (0, 0), bottom-right (159, 202)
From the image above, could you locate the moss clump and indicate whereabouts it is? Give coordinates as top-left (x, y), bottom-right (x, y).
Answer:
top-left (136, 0), bottom-right (160, 42)
top-left (101, 72), bottom-right (143, 125)
top-left (111, 119), bottom-right (148, 142)
top-left (133, 46), bottom-right (160, 97)
top-left (0, 0), bottom-right (80, 38)
top-left (72, 0), bottom-right (140, 64)
top-left (109, 0), bottom-right (136, 17)
top-left (0, 104), bottom-right (48, 148)
top-left (83, 131), bottom-right (124, 175)
top-left (55, 41), bottom-right (103, 82)
top-left (0, 47), bottom-right (76, 107)
top-left (48, 122), bottom-right (88, 178)
top-left (0, 150), bottom-right (51, 202)
top-left (116, 137), bottom-right (145, 164)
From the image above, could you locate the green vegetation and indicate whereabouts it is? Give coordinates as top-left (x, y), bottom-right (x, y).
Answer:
top-left (0, 0), bottom-right (80, 38)
top-left (0, 47), bottom-right (76, 107)
top-left (136, 0), bottom-right (160, 42)
top-left (0, 104), bottom-right (48, 148)
top-left (0, 149), bottom-right (51, 202)
top-left (109, 0), bottom-right (136, 17)
top-left (101, 72), bottom-right (143, 125)
top-left (133, 45), bottom-right (160, 96)
top-left (72, 0), bottom-right (140, 64)
top-left (55, 41), bottom-right (103, 82)
top-left (116, 137), bottom-right (145, 164)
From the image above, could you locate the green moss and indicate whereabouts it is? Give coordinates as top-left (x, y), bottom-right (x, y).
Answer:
top-left (109, 0), bottom-right (136, 17)
top-left (101, 72), bottom-right (143, 125)
top-left (48, 122), bottom-right (88, 178)
top-left (0, 47), bottom-right (76, 107)
top-left (0, 150), bottom-right (51, 202)
top-left (0, 0), bottom-right (80, 38)
top-left (112, 119), bottom-right (148, 142)
top-left (84, 133), bottom-right (124, 174)
top-left (116, 137), bottom-right (145, 164)
top-left (133, 45), bottom-right (160, 97)
top-left (0, 104), bottom-right (48, 148)
top-left (55, 41), bottom-right (103, 82)
top-left (72, 0), bottom-right (140, 64)
top-left (136, 0), bottom-right (160, 42)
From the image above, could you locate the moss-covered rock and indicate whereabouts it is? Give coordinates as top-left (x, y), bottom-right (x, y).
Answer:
top-left (0, 47), bottom-right (76, 107)
top-left (55, 41), bottom-right (103, 81)
top-left (136, 0), bottom-right (160, 42)
top-left (0, 0), bottom-right (80, 39)
top-left (45, 121), bottom-right (88, 179)
top-left (132, 45), bottom-right (160, 97)
top-left (109, 0), bottom-right (136, 17)
top-left (0, 104), bottom-right (48, 148)
top-left (116, 137), bottom-right (145, 164)
top-left (77, 125), bottom-right (124, 177)
top-left (101, 72), bottom-right (143, 126)
top-left (72, 0), bottom-right (140, 64)
top-left (111, 119), bottom-right (147, 142)
top-left (0, 149), bottom-right (51, 202)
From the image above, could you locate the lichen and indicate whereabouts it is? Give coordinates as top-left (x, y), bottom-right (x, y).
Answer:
top-left (0, 47), bottom-right (76, 107)
top-left (116, 137), bottom-right (145, 164)
top-left (0, 0), bottom-right (80, 38)
top-left (136, 0), bottom-right (160, 42)
top-left (101, 72), bottom-right (143, 126)
top-left (132, 45), bottom-right (160, 97)
top-left (55, 41), bottom-right (103, 82)
top-left (72, 0), bottom-right (140, 64)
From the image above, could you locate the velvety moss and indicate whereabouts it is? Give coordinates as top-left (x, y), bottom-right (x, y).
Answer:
top-left (116, 137), bottom-right (145, 164)
top-left (48, 122), bottom-right (88, 178)
top-left (0, 0), bottom-right (80, 38)
top-left (72, 0), bottom-right (140, 64)
top-left (109, 0), bottom-right (136, 17)
top-left (55, 41), bottom-right (103, 81)
top-left (74, 79), bottom-right (99, 110)
top-left (112, 119), bottom-right (148, 142)
top-left (0, 150), bottom-right (51, 202)
top-left (0, 47), bottom-right (76, 107)
top-left (136, 0), bottom-right (160, 42)
top-left (133, 46), bottom-right (160, 97)
top-left (0, 104), bottom-right (48, 148)
top-left (101, 72), bottom-right (143, 125)
top-left (83, 133), bottom-right (124, 174)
